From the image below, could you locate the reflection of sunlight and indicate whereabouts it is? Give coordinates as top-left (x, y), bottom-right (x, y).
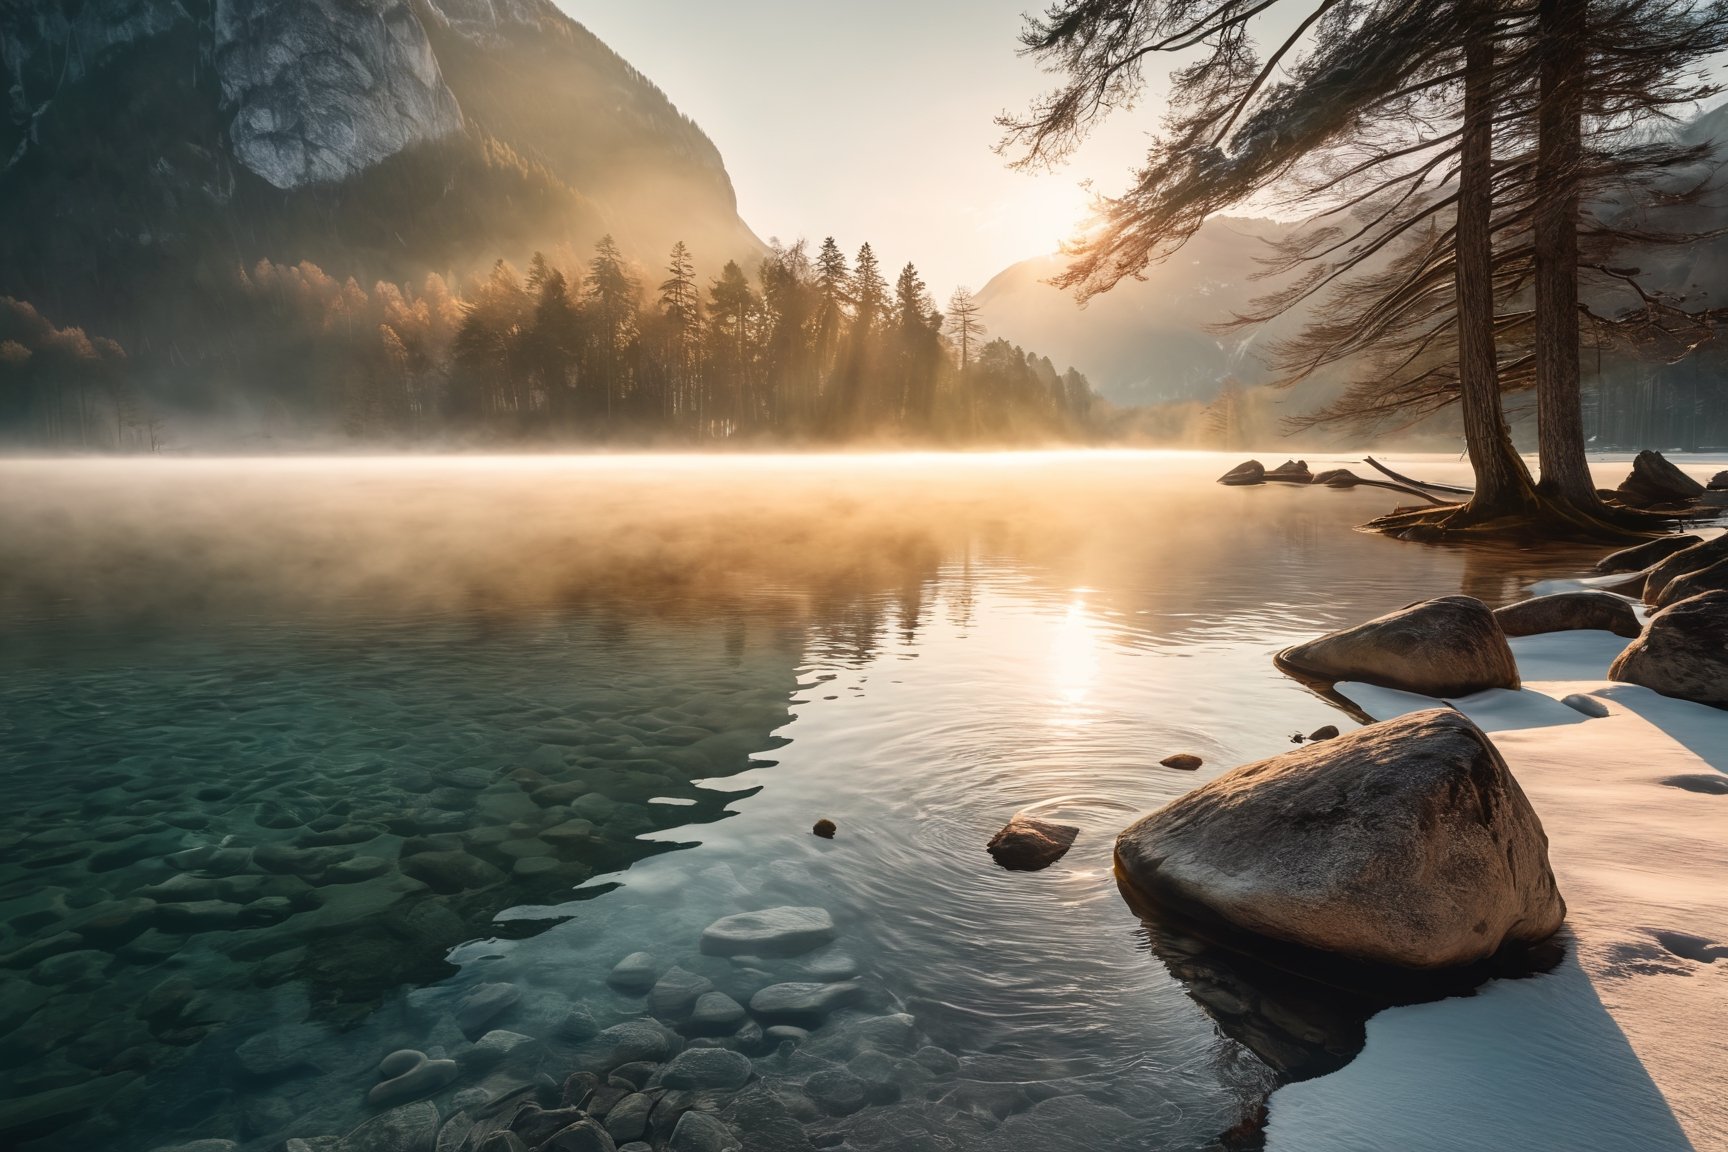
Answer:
top-left (1049, 597), bottom-right (1101, 715)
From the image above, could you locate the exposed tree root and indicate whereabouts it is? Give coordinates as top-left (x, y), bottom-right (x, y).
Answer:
top-left (1363, 494), bottom-right (1668, 544)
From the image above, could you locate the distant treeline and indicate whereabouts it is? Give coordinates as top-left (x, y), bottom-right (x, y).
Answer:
top-left (0, 236), bottom-right (1098, 449)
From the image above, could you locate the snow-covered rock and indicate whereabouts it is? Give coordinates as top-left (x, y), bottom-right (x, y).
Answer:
top-left (1115, 708), bottom-right (1565, 969)
top-left (1609, 589), bottom-right (1728, 709)
top-left (1276, 596), bottom-right (1520, 697)
top-left (1494, 591), bottom-right (1641, 638)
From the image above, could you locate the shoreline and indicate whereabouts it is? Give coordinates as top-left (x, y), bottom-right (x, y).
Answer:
top-left (1265, 635), bottom-right (1728, 1151)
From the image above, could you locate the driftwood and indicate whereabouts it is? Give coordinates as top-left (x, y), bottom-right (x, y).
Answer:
top-left (1362, 456), bottom-right (1474, 496)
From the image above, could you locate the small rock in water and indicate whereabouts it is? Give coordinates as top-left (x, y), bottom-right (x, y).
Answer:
top-left (1560, 694), bottom-right (1610, 718)
top-left (235, 1022), bottom-right (327, 1079)
top-left (558, 1005), bottom-right (600, 1042)
top-left (608, 1061), bottom-right (656, 1090)
top-left (576, 1021), bottom-right (674, 1072)
top-left (700, 907), bottom-right (836, 958)
top-left (811, 818), bottom-right (837, 839)
top-left (339, 1101), bottom-right (441, 1152)
top-left (648, 966), bottom-right (715, 1021)
top-left (659, 1046), bottom-right (752, 1091)
top-left (985, 814), bottom-right (1079, 871)
top-left (607, 952), bottom-right (660, 992)
top-left (456, 982), bottom-right (521, 1038)
top-left (1160, 753), bottom-right (1204, 771)
top-left (804, 1068), bottom-right (868, 1116)
top-left (1307, 725), bottom-right (1340, 742)
top-left (540, 1117), bottom-right (616, 1152)
top-left (1218, 459), bottom-right (1265, 486)
top-left (686, 991), bottom-right (746, 1036)
top-left (748, 980), bottom-right (862, 1027)
top-left (1263, 459), bottom-right (1312, 484)
top-left (368, 1048), bottom-right (458, 1107)
top-left (605, 1093), bottom-right (654, 1143)
top-left (462, 1030), bottom-right (537, 1070)
top-left (668, 1111), bottom-right (742, 1152)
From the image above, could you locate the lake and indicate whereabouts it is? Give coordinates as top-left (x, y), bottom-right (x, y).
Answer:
top-left (0, 453), bottom-right (1605, 1152)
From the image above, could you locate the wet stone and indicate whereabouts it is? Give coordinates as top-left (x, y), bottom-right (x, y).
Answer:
top-left (747, 981), bottom-right (863, 1028)
top-left (513, 1104), bottom-right (590, 1146)
top-left (236, 1022), bottom-right (328, 1079)
top-left (463, 1030), bottom-right (537, 1071)
top-left (605, 1092), bottom-right (654, 1143)
top-left (336, 1100), bottom-right (441, 1152)
top-left (608, 952), bottom-right (660, 992)
top-left (541, 1118), bottom-right (616, 1152)
top-left (558, 1005), bottom-right (600, 1042)
top-left (648, 966), bottom-right (714, 1021)
top-left (369, 1050), bottom-right (459, 1107)
top-left (323, 856), bottom-right (392, 884)
top-left (699, 907), bottom-right (836, 958)
top-left (608, 1061), bottom-right (655, 1090)
top-left (457, 982), bottom-right (521, 1038)
top-left (155, 900), bottom-right (244, 932)
top-left (804, 1068), bottom-right (867, 1116)
top-left (577, 1020), bottom-right (674, 1072)
top-left (687, 992), bottom-right (746, 1036)
top-left (659, 1046), bottom-right (752, 1091)
top-left (401, 851), bottom-right (506, 894)
top-left (30, 948), bottom-right (109, 988)
top-left (668, 1111), bottom-right (741, 1152)
top-left (850, 1013), bottom-right (917, 1054)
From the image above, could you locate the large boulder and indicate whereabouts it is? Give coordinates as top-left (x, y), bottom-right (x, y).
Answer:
top-left (1653, 555), bottom-right (1728, 609)
top-left (1493, 591), bottom-right (1640, 638)
top-left (1594, 534), bottom-right (1701, 575)
top-left (1275, 596), bottom-right (1519, 696)
top-left (1710, 470), bottom-right (1728, 491)
top-left (1218, 460), bottom-right (1265, 486)
top-left (1615, 450), bottom-right (1705, 508)
top-left (1115, 709), bottom-right (1565, 969)
top-left (1608, 590), bottom-right (1728, 709)
top-left (1642, 534), bottom-right (1728, 605)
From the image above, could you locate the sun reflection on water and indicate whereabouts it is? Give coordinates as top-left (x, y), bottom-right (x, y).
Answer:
top-left (1049, 594), bottom-right (1103, 717)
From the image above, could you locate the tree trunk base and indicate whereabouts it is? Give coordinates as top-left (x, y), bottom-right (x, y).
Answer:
top-left (1362, 494), bottom-right (1675, 544)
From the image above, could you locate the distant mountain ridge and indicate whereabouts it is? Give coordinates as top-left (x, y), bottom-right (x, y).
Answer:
top-left (976, 102), bottom-right (1728, 423)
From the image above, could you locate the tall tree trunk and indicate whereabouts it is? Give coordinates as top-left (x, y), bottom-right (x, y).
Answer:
top-left (1456, 5), bottom-right (1539, 520)
top-left (1533, 0), bottom-right (1599, 508)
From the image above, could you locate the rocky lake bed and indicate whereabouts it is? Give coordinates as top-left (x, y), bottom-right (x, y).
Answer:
top-left (1, 453), bottom-right (1723, 1152)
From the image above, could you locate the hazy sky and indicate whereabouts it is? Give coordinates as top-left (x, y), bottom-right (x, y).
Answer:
top-left (563, 1), bottom-right (1158, 300)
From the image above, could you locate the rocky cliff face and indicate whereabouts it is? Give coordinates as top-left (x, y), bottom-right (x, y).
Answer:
top-left (0, 0), bottom-right (759, 325)
top-left (214, 0), bottom-right (464, 189)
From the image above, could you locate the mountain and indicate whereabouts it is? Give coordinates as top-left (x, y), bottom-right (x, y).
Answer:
top-left (975, 102), bottom-right (1728, 448)
top-left (0, 0), bottom-right (762, 334)
top-left (974, 216), bottom-right (1308, 409)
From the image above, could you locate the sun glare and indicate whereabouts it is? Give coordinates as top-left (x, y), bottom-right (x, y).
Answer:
top-left (1049, 596), bottom-right (1102, 713)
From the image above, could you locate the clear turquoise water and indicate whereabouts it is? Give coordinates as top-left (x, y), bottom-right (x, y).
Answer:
top-left (0, 455), bottom-right (1594, 1152)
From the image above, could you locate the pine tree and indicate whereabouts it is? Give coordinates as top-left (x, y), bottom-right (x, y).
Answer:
top-left (658, 241), bottom-right (703, 426)
top-left (707, 260), bottom-right (758, 436)
top-left (584, 235), bottom-right (641, 421)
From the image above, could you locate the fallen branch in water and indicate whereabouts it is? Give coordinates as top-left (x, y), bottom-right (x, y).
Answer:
top-left (1363, 456), bottom-right (1474, 495)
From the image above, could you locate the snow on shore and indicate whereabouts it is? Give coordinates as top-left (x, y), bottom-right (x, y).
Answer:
top-left (1267, 631), bottom-right (1728, 1152)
